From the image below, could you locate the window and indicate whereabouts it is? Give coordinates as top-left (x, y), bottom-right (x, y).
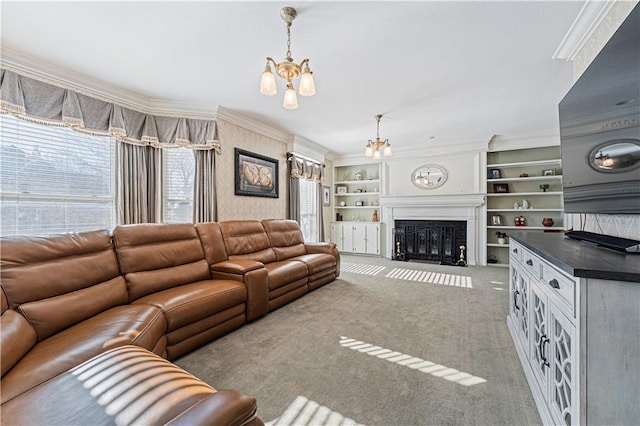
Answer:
top-left (299, 178), bottom-right (318, 242)
top-left (163, 148), bottom-right (194, 223)
top-left (0, 115), bottom-right (115, 237)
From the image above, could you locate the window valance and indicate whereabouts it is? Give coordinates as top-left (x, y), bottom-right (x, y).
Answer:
top-left (0, 69), bottom-right (220, 152)
top-left (288, 153), bottom-right (324, 183)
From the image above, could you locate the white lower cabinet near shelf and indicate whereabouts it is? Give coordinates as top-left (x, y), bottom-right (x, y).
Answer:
top-left (508, 239), bottom-right (639, 425)
top-left (330, 222), bottom-right (380, 255)
top-left (508, 240), bottom-right (578, 425)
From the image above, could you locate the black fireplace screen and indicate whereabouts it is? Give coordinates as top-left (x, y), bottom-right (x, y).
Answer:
top-left (393, 220), bottom-right (467, 265)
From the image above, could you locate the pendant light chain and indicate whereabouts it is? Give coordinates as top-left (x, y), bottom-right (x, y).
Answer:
top-left (286, 23), bottom-right (292, 59)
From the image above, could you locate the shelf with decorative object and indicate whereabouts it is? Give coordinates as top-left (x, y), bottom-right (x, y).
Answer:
top-left (485, 146), bottom-right (563, 266)
top-left (332, 162), bottom-right (382, 252)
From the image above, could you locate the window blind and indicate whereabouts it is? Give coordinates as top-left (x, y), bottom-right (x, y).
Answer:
top-left (299, 178), bottom-right (318, 242)
top-left (0, 114), bottom-right (115, 236)
top-left (163, 148), bottom-right (195, 223)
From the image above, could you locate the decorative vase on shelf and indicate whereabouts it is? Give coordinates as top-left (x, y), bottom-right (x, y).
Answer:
top-left (542, 217), bottom-right (554, 227)
top-left (372, 209), bottom-right (379, 222)
top-left (498, 237), bottom-right (506, 245)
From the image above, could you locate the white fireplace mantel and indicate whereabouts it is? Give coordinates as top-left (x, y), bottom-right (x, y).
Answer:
top-left (379, 194), bottom-right (486, 265)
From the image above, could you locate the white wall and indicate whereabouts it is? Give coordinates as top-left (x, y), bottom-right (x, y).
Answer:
top-left (383, 152), bottom-right (481, 197)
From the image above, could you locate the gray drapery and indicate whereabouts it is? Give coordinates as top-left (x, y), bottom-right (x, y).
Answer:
top-left (289, 154), bottom-right (324, 183)
top-left (287, 168), bottom-right (301, 222)
top-left (1, 68), bottom-right (222, 225)
top-left (0, 69), bottom-right (220, 151)
top-left (193, 150), bottom-right (217, 223)
top-left (287, 153), bottom-right (325, 238)
top-left (316, 182), bottom-right (325, 242)
top-left (116, 142), bottom-right (162, 224)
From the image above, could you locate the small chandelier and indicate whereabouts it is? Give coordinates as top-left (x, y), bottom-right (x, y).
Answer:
top-left (365, 114), bottom-right (392, 159)
top-left (260, 7), bottom-right (315, 110)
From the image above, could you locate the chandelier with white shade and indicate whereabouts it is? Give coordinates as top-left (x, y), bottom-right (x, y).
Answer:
top-left (365, 114), bottom-right (392, 159)
top-left (259, 7), bottom-right (315, 110)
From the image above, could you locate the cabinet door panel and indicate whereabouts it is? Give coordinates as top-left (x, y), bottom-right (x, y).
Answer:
top-left (530, 285), bottom-right (550, 399)
top-left (550, 307), bottom-right (577, 426)
top-left (365, 224), bottom-right (380, 255)
top-left (352, 224), bottom-right (367, 253)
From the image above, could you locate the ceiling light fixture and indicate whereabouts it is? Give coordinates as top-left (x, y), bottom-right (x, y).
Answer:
top-left (260, 7), bottom-right (315, 110)
top-left (365, 114), bottom-right (392, 160)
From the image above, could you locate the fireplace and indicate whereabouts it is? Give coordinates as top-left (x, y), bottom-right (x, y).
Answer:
top-left (379, 194), bottom-right (485, 265)
top-left (393, 220), bottom-right (467, 265)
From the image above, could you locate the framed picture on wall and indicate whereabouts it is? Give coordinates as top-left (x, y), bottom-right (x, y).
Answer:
top-left (234, 148), bottom-right (279, 198)
top-left (323, 186), bottom-right (331, 206)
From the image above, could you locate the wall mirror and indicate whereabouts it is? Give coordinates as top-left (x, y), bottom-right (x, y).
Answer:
top-left (411, 164), bottom-right (447, 189)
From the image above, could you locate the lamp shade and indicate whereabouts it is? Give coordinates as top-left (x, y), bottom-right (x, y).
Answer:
top-left (299, 66), bottom-right (315, 97)
top-left (383, 143), bottom-right (392, 156)
top-left (365, 145), bottom-right (373, 157)
top-left (260, 67), bottom-right (277, 96)
top-left (283, 84), bottom-right (299, 110)
top-left (373, 149), bottom-right (381, 160)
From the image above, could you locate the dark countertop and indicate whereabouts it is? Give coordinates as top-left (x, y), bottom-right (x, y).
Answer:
top-left (508, 232), bottom-right (640, 283)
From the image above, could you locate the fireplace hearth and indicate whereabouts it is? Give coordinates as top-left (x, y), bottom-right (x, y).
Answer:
top-left (393, 220), bottom-right (467, 266)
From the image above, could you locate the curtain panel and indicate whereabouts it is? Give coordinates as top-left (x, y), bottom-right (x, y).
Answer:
top-left (193, 150), bottom-right (217, 223)
top-left (116, 142), bottom-right (162, 225)
top-left (0, 69), bottom-right (220, 152)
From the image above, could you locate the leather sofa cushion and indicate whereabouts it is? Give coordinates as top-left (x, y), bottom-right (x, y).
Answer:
top-left (273, 244), bottom-right (307, 261)
top-left (219, 220), bottom-right (277, 263)
top-left (133, 279), bottom-right (247, 332)
top-left (1, 345), bottom-right (261, 426)
top-left (113, 223), bottom-right (212, 301)
top-left (1, 304), bottom-right (166, 405)
top-left (290, 253), bottom-right (337, 275)
top-left (195, 222), bottom-right (229, 265)
top-left (125, 260), bottom-right (212, 302)
top-left (18, 276), bottom-right (128, 341)
top-left (264, 260), bottom-right (308, 291)
top-left (0, 309), bottom-right (36, 376)
top-left (261, 219), bottom-right (307, 260)
top-left (0, 230), bottom-right (120, 311)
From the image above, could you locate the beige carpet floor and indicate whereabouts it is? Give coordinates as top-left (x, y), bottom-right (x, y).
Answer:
top-left (175, 254), bottom-right (540, 426)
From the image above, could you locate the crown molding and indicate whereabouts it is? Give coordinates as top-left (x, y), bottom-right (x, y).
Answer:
top-left (0, 47), bottom-right (217, 119)
top-left (553, 0), bottom-right (616, 61)
top-left (489, 132), bottom-right (560, 152)
top-left (215, 107), bottom-right (291, 143)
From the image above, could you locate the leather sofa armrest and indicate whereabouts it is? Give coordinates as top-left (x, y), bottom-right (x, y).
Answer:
top-left (304, 242), bottom-right (337, 254)
top-left (212, 260), bottom-right (264, 275)
top-left (167, 389), bottom-right (264, 426)
top-left (211, 261), bottom-right (269, 322)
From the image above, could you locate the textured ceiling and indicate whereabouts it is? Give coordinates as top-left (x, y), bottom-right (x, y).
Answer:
top-left (0, 1), bottom-right (585, 157)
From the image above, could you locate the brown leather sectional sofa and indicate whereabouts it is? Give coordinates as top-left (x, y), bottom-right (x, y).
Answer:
top-left (0, 219), bottom-right (339, 426)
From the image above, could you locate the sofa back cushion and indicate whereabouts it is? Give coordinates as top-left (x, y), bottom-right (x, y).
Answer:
top-left (0, 290), bottom-right (37, 377)
top-left (0, 230), bottom-right (127, 341)
top-left (112, 223), bottom-right (211, 301)
top-left (261, 219), bottom-right (307, 260)
top-left (218, 220), bottom-right (276, 264)
top-left (195, 222), bottom-right (228, 265)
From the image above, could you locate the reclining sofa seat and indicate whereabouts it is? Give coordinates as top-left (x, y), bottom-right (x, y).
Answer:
top-left (112, 223), bottom-right (248, 360)
top-left (0, 230), bottom-right (167, 405)
top-left (261, 219), bottom-right (340, 290)
top-left (211, 220), bottom-right (309, 313)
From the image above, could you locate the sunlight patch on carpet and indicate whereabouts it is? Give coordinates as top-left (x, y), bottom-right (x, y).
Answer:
top-left (341, 262), bottom-right (385, 276)
top-left (339, 336), bottom-right (486, 387)
top-left (266, 395), bottom-right (364, 426)
top-left (385, 268), bottom-right (473, 288)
